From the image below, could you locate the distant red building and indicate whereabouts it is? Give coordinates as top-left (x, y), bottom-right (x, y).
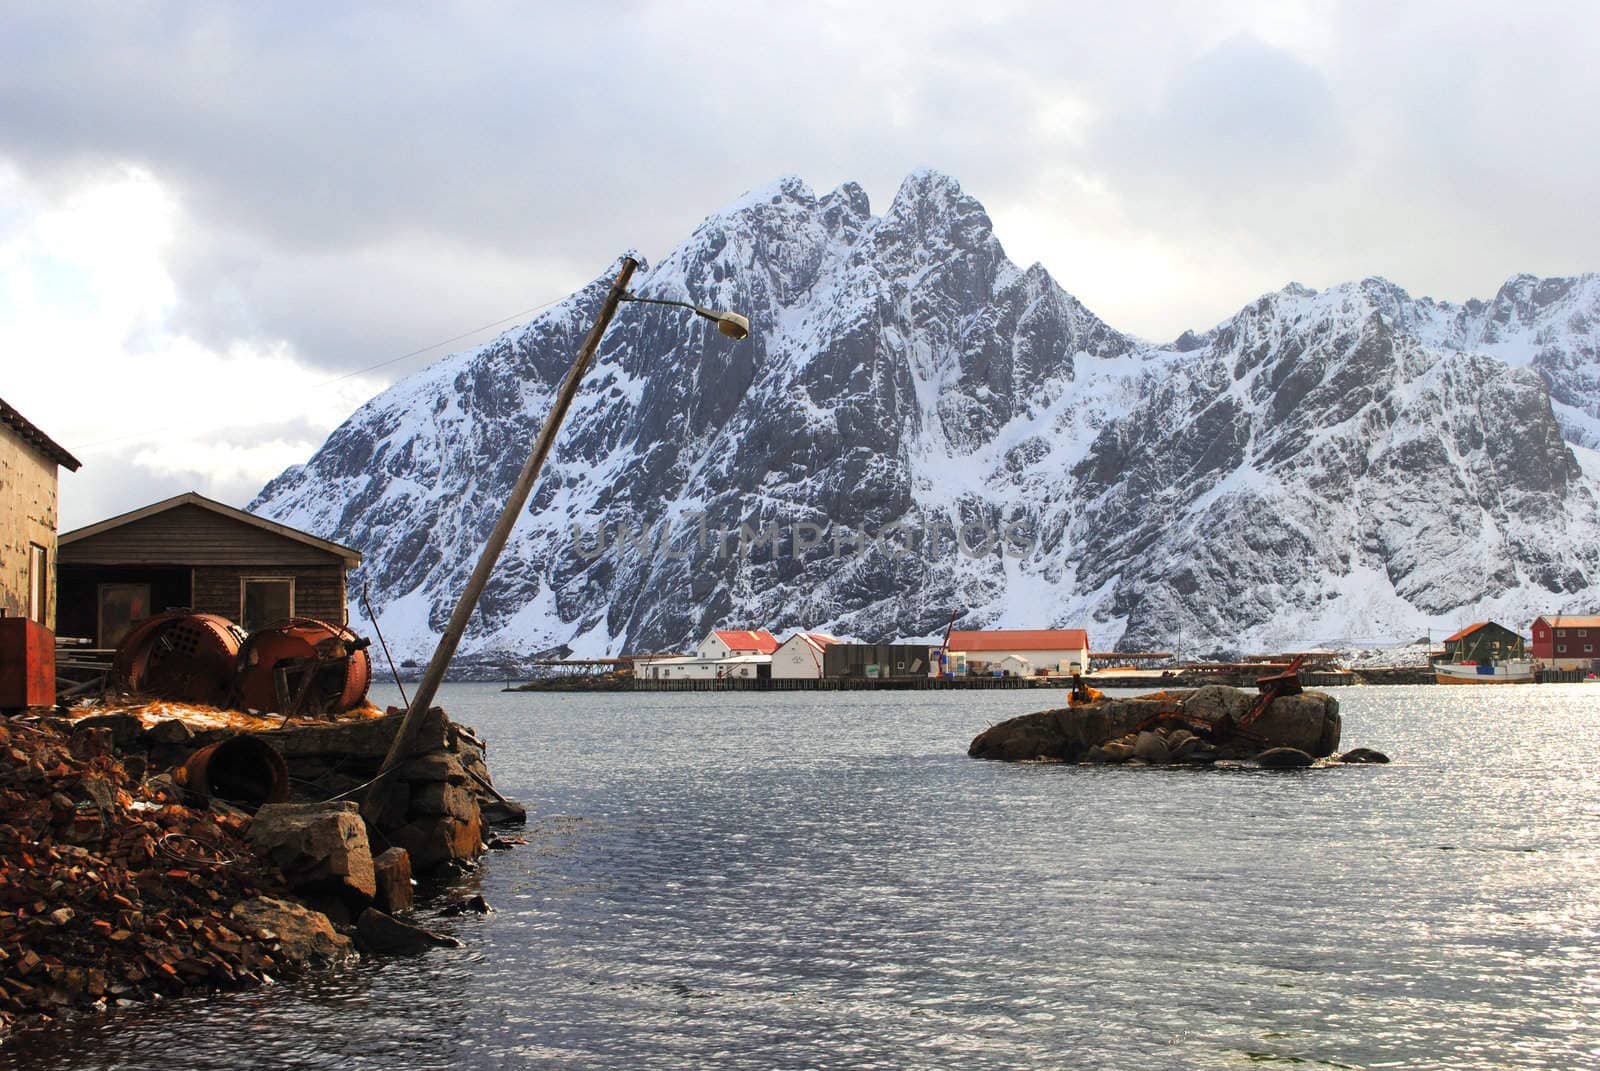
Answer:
top-left (1530, 615), bottom-right (1600, 670)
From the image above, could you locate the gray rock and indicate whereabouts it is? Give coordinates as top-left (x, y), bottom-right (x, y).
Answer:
top-left (229, 896), bottom-right (352, 963)
top-left (248, 801), bottom-right (376, 903)
top-left (145, 719), bottom-right (195, 745)
top-left (385, 812), bottom-right (484, 873)
top-left (409, 781), bottom-right (478, 821)
top-left (355, 908), bottom-right (461, 954)
top-left (972, 688), bottom-right (1342, 764)
top-left (481, 797), bottom-right (528, 825)
top-left (373, 847), bottom-right (414, 914)
top-left (395, 752), bottom-right (469, 785)
top-left (1132, 731), bottom-right (1171, 764)
top-left (1168, 735), bottom-right (1201, 761)
top-left (1256, 747), bottom-right (1314, 768)
top-left (1338, 747), bottom-right (1391, 764)
top-left (74, 713), bottom-right (143, 747)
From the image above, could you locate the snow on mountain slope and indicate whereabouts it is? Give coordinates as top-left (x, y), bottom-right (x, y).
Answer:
top-left (251, 172), bottom-right (1600, 663)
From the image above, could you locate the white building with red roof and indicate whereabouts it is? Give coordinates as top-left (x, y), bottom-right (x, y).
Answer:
top-left (942, 628), bottom-right (1091, 677)
top-left (695, 629), bottom-right (779, 660)
top-left (771, 632), bottom-right (839, 679)
top-left (632, 628), bottom-right (780, 681)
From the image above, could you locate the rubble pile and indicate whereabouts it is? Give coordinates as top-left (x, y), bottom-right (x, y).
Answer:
top-left (0, 692), bottom-right (526, 1036)
top-left (0, 718), bottom-right (347, 1035)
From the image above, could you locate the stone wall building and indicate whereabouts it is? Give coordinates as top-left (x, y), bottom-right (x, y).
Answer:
top-left (0, 397), bottom-right (82, 631)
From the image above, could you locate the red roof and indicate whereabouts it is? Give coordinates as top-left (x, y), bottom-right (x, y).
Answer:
top-left (1443, 622), bottom-right (1489, 643)
top-left (946, 629), bottom-right (1089, 652)
top-left (1536, 615), bottom-right (1600, 629)
top-left (714, 629), bottom-right (779, 653)
top-left (789, 632), bottom-right (839, 652)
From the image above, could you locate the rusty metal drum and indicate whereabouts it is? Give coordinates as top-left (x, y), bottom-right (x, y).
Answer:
top-left (179, 735), bottom-right (290, 806)
top-left (235, 617), bottom-right (372, 716)
top-left (112, 612), bottom-right (246, 707)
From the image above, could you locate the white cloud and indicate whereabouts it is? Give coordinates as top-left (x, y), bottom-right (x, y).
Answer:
top-left (0, 163), bottom-right (386, 528)
top-left (0, 1), bottom-right (1596, 525)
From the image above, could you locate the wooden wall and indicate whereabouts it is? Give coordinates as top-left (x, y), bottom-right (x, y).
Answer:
top-left (192, 564), bottom-right (347, 624)
top-left (0, 429), bottom-right (61, 629)
top-left (60, 504), bottom-right (347, 566)
top-left (60, 504), bottom-right (353, 629)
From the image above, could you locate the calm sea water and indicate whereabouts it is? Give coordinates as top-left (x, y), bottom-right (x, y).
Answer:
top-left (6, 683), bottom-right (1599, 1070)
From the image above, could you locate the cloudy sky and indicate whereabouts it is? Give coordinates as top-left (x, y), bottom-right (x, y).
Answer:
top-left (3, 1), bottom-right (1595, 529)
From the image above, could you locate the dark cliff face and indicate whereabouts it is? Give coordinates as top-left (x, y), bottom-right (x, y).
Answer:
top-left (251, 174), bottom-right (1600, 662)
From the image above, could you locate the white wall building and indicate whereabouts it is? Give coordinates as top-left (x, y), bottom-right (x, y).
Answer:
top-left (942, 629), bottom-right (1091, 676)
top-left (771, 632), bottom-right (839, 679)
top-left (633, 628), bottom-right (780, 681)
top-left (632, 654), bottom-right (771, 680)
top-left (696, 629), bottom-right (779, 660)
top-left (998, 654), bottom-right (1033, 677)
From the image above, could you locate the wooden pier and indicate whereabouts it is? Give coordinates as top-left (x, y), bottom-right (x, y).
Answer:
top-left (631, 675), bottom-right (1054, 692)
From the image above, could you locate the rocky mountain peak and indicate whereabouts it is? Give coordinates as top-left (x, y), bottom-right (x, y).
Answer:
top-left (251, 173), bottom-right (1600, 664)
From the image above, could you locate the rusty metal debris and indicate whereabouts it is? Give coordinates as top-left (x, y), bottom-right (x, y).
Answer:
top-left (176, 737), bottom-right (290, 807)
top-left (237, 618), bottom-right (372, 718)
top-left (1132, 654), bottom-right (1307, 746)
top-left (112, 613), bottom-right (245, 707)
top-left (109, 613), bottom-right (371, 718)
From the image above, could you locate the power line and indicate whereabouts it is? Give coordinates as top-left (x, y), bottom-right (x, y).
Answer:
top-left (310, 296), bottom-right (567, 388)
top-left (75, 294), bottom-right (569, 450)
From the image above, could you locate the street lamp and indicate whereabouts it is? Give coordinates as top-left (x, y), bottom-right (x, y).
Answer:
top-left (620, 293), bottom-right (750, 339)
top-left (369, 255), bottom-right (749, 792)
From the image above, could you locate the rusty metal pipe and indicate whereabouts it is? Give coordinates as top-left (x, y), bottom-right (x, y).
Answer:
top-left (179, 736), bottom-right (289, 807)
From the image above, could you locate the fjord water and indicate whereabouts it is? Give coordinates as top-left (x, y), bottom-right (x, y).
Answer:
top-left (8, 683), bottom-right (1599, 1070)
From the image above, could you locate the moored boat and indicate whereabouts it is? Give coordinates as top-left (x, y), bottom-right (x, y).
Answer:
top-left (1433, 659), bottom-right (1536, 685)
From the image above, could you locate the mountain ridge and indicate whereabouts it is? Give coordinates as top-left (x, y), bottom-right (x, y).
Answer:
top-left (252, 171), bottom-right (1600, 663)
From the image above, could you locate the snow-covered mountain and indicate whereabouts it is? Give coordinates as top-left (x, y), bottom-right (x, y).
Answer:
top-left (251, 171), bottom-right (1600, 662)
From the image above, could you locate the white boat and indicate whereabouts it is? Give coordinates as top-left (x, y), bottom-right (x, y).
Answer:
top-left (1434, 660), bottom-right (1536, 685)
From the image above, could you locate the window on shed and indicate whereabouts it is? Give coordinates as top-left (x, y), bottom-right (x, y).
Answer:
top-left (241, 578), bottom-right (294, 631)
top-left (26, 543), bottom-right (47, 624)
top-left (97, 583), bottom-right (151, 648)
top-left (1557, 643), bottom-right (1567, 654)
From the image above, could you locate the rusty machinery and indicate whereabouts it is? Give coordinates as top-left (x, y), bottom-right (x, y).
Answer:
top-left (112, 612), bottom-right (247, 707)
top-left (1130, 654), bottom-right (1307, 745)
top-left (236, 617), bottom-right (372, 717)
top-left (112, 612), bottom-right (372, 717)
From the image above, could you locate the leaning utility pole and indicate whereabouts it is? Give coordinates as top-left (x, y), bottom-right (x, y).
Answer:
top-left (369, 255), bottom-right (640, 788)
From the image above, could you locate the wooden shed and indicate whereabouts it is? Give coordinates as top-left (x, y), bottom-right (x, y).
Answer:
top-left (1440, 621), bottom-right (1524, 664)
top-left (56, 492), bottom-right (361, 647)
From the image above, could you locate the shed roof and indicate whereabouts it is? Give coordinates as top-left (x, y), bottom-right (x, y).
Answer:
top-left (0, 395), bottom-right (81, 471)
top-left (59, 491), bottom-right (362, 567)
top-left (782, 632), bottom-right (839, 652)
top-left (946, 628), bottom-right (1089, 652)
top-left (1443, 622), bottom-right (1489, 642)
top-left (1446, 621), bottom-right (1516, 640)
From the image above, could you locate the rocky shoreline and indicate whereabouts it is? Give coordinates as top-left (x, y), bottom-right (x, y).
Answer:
top-left (0, 703), bottom-right (523, 1036)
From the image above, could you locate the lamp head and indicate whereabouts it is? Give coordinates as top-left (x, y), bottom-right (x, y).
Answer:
top-left (714, 312), bottom-right (751, 340)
